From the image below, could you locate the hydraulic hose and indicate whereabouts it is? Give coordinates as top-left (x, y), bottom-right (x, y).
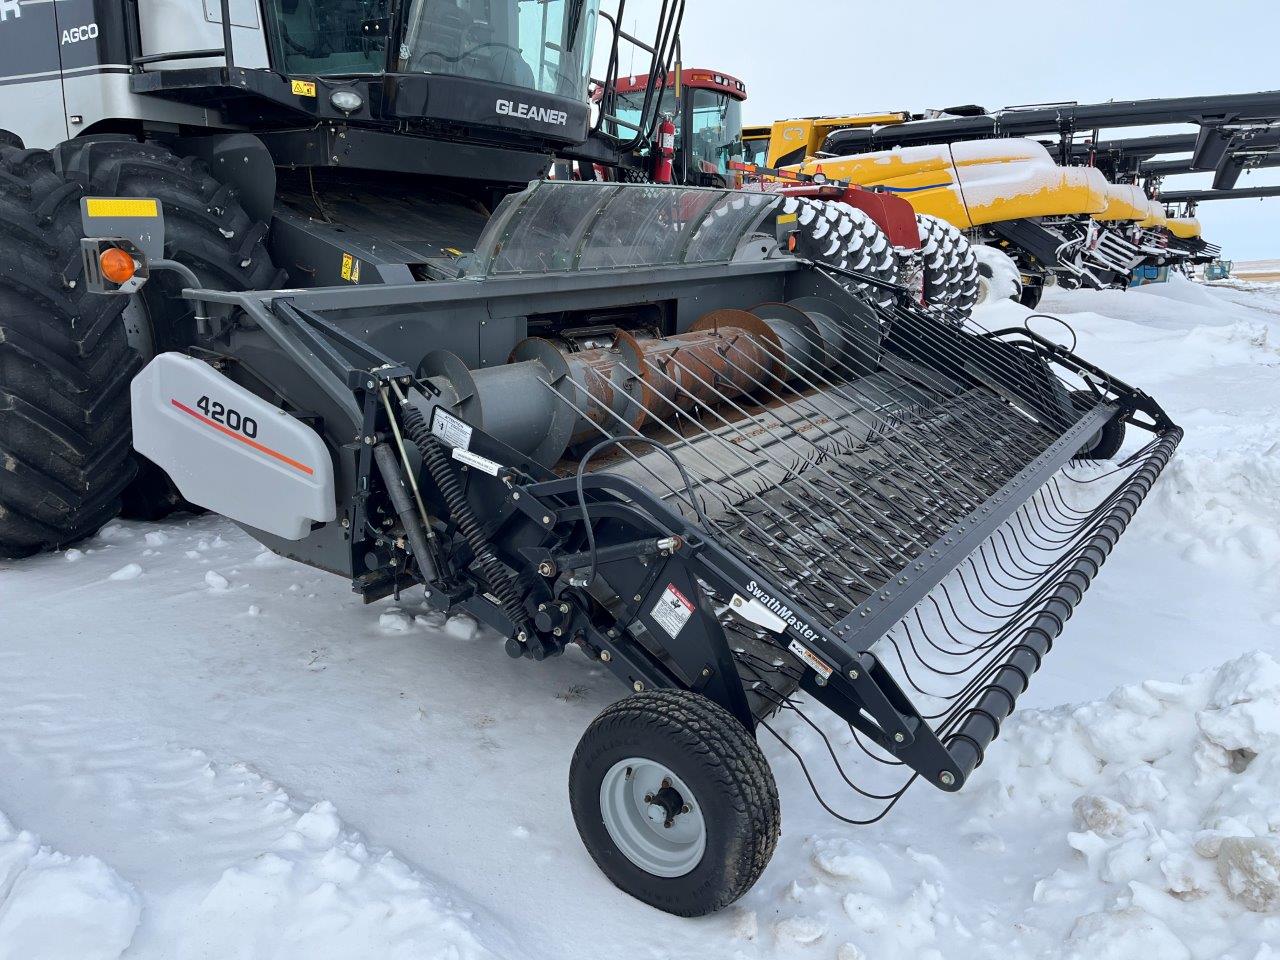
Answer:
top-left (400, 404), bottom-right (531, 636)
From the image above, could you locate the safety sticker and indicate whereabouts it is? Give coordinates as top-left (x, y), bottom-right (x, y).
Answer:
top-left (451, 447), bottom-right (500, 476)
top-left (291, 79), bottom-right (317, 97)
top-left (339, 252), bottom-right (361, 283)
top-left (430, 408), bottom-right (473, 450)
top-left (650, 583), bottom-right (694, 639)
top-left (787, 639), bottom-right (834, 680)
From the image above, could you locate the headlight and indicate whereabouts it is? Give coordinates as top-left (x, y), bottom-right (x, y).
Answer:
top-left (330, 90), bottom-right (364, 114)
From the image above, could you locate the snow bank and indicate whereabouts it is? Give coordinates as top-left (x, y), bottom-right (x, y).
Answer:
top-left (978, 651), bottom-right (1280, 958)
top-left (0, 812), bottom-right (140, 960)
top-left (753, 652), bottom-right (1280, 959)
top-left (175, 801), bottom-right (501, 960)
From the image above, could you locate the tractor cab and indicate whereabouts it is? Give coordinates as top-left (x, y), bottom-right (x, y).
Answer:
top-left (606, 68), bottom-right (748, 186)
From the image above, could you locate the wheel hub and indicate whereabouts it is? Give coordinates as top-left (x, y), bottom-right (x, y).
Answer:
top-left (600, 759), bottom-right (706, 878)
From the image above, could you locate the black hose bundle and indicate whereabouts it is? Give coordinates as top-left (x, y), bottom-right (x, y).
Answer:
top-left (400, 405), bottom-right (530, 635)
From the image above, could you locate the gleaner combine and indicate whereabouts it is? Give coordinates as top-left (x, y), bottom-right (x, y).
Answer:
top-left (1, 0), bottom-right (1182, 916)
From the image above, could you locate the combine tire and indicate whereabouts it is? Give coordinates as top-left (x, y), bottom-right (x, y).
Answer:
top-left (917, 214), bottom-right (979, 317)
top-left (63, 139), bottom-right (281, 518)
top-left (973, 244), bottom-right (1023, 305)
top-left (786, 197), bottom-right (898, 309)
top-left (0, 146), bottom-right (138, 557)
top-left (570, 690), bottom-right (780, 917)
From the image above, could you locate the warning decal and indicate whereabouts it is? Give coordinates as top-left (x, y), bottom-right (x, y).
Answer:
top-left (787, 639), bottom-right (834, 680)
top-left (650, 583), bottom-right (694, 639)
top-left (430, 408), bottom-right (473, 450)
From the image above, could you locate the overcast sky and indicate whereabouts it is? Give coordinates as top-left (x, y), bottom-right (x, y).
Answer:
top-left (620, 0), bottom-right (1278, 260)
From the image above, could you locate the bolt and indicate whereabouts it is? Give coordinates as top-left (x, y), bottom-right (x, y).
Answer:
top-left (366, 380), bottom-right (375, 389)
top-left (516, 631), bottom-right (527, 643)
top-left (364, 436), bottom-right (374, 445)
top-left (815, 674), bottom-right (827, 686)
top-left (542, 515), bottom-right (551, 524)
top-left (940, 771), bottom-right (956, 787)
top-left (512, 492), bottom-right (520, 500)
top-left (552, 627), bottom-right (562, 637)
top-left (633, 594), bottom-right (642, 602)
top-left (848, 669), bottom-right (859, 679)
top-left (661, 778), bottom-right (671, 788)
top-left (644, 793), bottom-right (654, 804)
top-left (633, 681), bottom-right (644, 692)
top-left (340, 517), bottom-right (351, 529)
top-left (600, 650), bottom-right (612, 662)
top-left (701, 667), bottom-right (712, 677)
top-left (538, 561), bottom-right (555, 577)
top-left (559, 603), bottom-right (569, 614)
top-left (893, 732), bottom-right (905, 743)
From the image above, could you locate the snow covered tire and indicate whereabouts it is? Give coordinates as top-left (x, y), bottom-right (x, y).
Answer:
top-left (786, 196), bottom-right (898, 308)
top-left (569, 689), bottom-right (780, 916)
top-left (917, 214), bottom-right (979, 318)
top-left (0, 145), bottom-right (138, 557)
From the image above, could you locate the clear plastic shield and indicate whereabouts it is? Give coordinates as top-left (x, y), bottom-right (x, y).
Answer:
top-left (466, 181), bottom-right (780, 278)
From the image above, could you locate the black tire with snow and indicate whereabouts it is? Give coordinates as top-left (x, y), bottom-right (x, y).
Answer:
top-left (785, 196), bottom-right (898, 308)
top-left (60, 140), bottom-right (282, 518)
top-left (1071, 390), bottom-right (1126, 460)
top-left (917, 213), bottom-right (979, 318)
top-left (569, 690), bottom-right (780, 916)
top-left (0, 145), bottom-right (138, 557)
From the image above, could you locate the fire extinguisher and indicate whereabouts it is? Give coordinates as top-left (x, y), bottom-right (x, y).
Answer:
top-left (652, 114), bottom-right (676, 184)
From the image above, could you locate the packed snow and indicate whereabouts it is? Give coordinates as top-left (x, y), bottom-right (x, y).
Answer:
top-left (1, 275), bottom-right (1279, 958)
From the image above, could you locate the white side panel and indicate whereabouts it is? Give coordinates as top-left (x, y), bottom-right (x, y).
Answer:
top-left (62, 73), bottom-right (222, 140)
top-left (136, 0), bottom-right (269, 69)
top-left (131, 353), bottom-right (336, 540)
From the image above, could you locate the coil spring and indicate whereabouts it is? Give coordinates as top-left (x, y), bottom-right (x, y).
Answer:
top-left (401, 405), bottom-right (530, 633)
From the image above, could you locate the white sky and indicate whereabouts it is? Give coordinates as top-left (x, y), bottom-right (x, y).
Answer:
top-left (610, 0), bottom-right (1279, 260)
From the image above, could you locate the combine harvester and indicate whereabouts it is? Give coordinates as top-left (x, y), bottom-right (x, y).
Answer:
top-left (1, 0), bottom-right (1182, 916)
top-left (744, 118), bottom-right (1203, 305)
top-left (797, 91), bottom-right (1280, 295)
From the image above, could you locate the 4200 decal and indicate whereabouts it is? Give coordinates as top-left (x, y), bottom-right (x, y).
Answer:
top-left (196, 395), bottom-right (259, 439)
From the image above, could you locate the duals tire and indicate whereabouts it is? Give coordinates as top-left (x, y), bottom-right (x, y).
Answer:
top-left (917, 214), bottom-right (980, 318)
top-left (61, 139), bottom-right (282, 519)
top-left (0, 146), bottom-right (138, 557)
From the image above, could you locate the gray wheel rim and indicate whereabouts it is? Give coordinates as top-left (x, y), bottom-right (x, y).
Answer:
top-left (599, 758), bottom-right (706, 878)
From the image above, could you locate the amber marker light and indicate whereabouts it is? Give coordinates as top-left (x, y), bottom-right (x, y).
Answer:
top-left (99, 247), bottom-right (137, 285)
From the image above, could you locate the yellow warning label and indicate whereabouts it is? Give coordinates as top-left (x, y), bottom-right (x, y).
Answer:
top-left (291, 79), bottom-right (317, 97)
top-left (777, 212), bottom-right (797, 225)
top-left (339, 252), bottom-right (360, 283)
top-left (85, 197), bottom-right (159, 218)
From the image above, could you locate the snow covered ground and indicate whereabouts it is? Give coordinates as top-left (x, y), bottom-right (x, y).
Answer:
top-left (2, 276), bottom-right (1279, 959)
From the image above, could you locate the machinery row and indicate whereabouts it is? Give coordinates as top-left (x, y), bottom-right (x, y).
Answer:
top-left (595, 68), bottom-right (1276, 306)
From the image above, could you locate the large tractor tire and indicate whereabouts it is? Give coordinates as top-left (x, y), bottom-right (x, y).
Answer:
top-left (787, 197), bottom-right (898, 309)
top-left (973, 244), bottom-right (1023, 305)
top-left (0, 146), bottom-right (138, 557)
top-left (61, 139), bottom-right (282, 519)
top-left (917, 214), bottom-right (979, 317)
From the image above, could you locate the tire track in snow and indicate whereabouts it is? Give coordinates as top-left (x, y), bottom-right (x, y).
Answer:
top-left (0, 673), bottom-right (516, 959)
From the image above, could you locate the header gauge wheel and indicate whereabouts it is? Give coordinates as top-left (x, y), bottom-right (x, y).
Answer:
top-left (569, 690), bottom-right (779, 916)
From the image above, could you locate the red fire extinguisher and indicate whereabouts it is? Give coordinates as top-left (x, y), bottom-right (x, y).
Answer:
top-left (652, 114), bottom-right (676, 184)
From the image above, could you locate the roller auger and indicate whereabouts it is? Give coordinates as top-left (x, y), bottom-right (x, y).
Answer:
top-left (105, 180), bottom-right (1178, 915)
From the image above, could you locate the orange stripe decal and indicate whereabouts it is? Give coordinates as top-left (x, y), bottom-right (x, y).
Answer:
top-left (171, 399), bottom-right (314, 476)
